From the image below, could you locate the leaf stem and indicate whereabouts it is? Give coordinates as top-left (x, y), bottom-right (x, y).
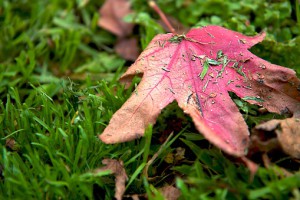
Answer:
top-left (148, 1), bottom-right (176, 35)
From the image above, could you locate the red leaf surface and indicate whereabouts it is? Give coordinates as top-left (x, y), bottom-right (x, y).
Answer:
top-left (99, 26), bottom-right (300, 156)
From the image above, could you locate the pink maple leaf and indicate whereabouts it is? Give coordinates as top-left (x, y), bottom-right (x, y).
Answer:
top-left (99, 25), bottom-right (300, 156)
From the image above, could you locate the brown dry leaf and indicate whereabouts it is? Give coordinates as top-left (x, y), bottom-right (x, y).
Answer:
top-left (174, 147), bottom-right (185, 162)
top-left (5, 138), bottom-right (16, 150)
top-left (255, 118), bottom-right (300, 159)
top-left (115, 37), bottom-right (140, 61)
top-left (130, 194), bottom-right (140, 200)
top-left (255, 119), bottom-right (282, 132)
top-left (275, 118), bottom-right (300, 159)
top-left (95, 159), bottom-right (128, 200)
top-left (160, 186), bottom-right (181, 200)
top-left (262, 153), bottom-right (293, 177)
top-left (98, 0), bottom-right (134, 38)
top-left (164, 147), bottom-right (185, 164)
top-left (240, 156), bottom-right (259, 180)
top-left (250, 135), bottom-right (280, 153)
top-left (164, 152), bottom-right (174, 164)
top-left (124, 186), bottom-right (181, 200)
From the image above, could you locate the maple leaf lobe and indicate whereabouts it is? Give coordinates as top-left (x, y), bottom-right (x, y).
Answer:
top-left (100, 25), bottom-right (300, 157)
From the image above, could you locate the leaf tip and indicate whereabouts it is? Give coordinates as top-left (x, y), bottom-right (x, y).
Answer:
top-left (98, 133), bottom-right (111, 144)
top-left (249, 31), bottom-right (266, 45)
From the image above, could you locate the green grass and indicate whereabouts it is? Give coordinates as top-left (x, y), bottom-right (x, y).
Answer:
top-left (0, 0), bottom-right (300, 199)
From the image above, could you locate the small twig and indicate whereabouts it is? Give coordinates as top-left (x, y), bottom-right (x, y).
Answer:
top-left (148, 1), bottom-right (176, 35)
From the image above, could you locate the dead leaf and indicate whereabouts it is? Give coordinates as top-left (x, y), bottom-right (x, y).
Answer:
top-left (5, 138), bottom-right (16, 150)
top-left (98, 0), bottom-right (140, 60)
top-left (95, 159), bottom-right (128, 200)
top-left (164, 147), bottom-right (185, 164)
top-left (255, 119), bottom-right (282, 131)
top-left (277, 118), bottom-right (300, 158)
top-left (115, 37), bottom-right (140, 61)
top-left (262, 153), bottom-right (293, 177)
top-left (256, 118), bottom-right (300, 158)
top-left (164, 152), bottom-right (175, 164)
top-left (130, 194), bottom-right (140, 200)
top-left (240, 156), bottom-right (259, 181)
top-left (175, 147), bottom-right (185, 161)
top-left (98, 0), bottom-right (134, 38)
top-left (160, 186), bottom-right (181, 200)
top-left (123, 185), bottom-right (180, 200)
top-left (250, 135), bottom-right (280, 153)
top-left (99, 25), bottom-right (300, 157)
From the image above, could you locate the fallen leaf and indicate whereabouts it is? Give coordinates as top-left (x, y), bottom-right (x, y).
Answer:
top-left (99, 25), bottom-right (300, 156)
top-left (250, 135), bottom-right (280, 153)
top-left (255, 118), bottom-right (300, 158)
top-left (130, 194), bottom-right (140, 200)
top-left (95, 159), bottom-right (128, 200)
top-left (5, 138), bottom-right (20, 151)
top-left (160, 186), bottom-right (181, 200)
top-left (115, 37), bottom-right (140, 61)
top-left (261, 153), bottom-right (293, 177)
top-left (98, 0), bottom-right (133, 38)
top-left (5, 138), bottom-right (16, 150)
top-left (123, 186), bottom-right (180, 200)
top-left (98, 0), bottom-right (140, 60)
top-left (277, 118), bottom-right (300, 159)
top-left (240, 156), bottom-right (259, 181)
top-left (175, 147), bottom-right (185, 161)
top-left (255, 119), bottom-right (282, 132)
top-left (164, 147), bottom-right (185, 164)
